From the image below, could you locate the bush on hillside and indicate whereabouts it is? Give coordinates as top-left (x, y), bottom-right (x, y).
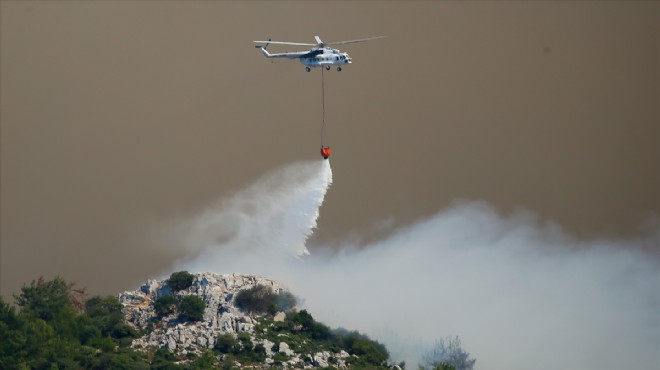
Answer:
top-left (85, 295), bottom-right (138, 340)
top-left (178, 295), bottom-right (206, 322)
top-left (235, 285), bottom-right (296, 314)
top-left (214, 333), bottom-right (239, 354)
top-left (154, 294), bottom-right (178, 318)
top-left (166, 271), bottom-right (195, 292)
top-left (154, 293), bottom-right (206, 322)
top-left (421, 336), bottom-right (475, 370)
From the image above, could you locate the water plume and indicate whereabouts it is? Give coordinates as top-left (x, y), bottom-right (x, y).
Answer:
top-left (176, 160), bottom-right (332, 276)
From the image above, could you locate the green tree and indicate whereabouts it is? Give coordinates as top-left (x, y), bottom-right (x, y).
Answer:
top-left (190, 350), bottom-right (217, 369)
top-left (250, 343), bottom-right (267, 363)
top-left (235, 285), bottom-right (297, 315)
top-left (14, 276), bottom-right (72, 322)
top-left (235, 285), bottom-right (273, 314)
top-left (166, 271), bottom-right (195, 292)
top-left (214, 333), bottom-right (239, 354)
top-left (178, 295), bottom-right (206, 322)
top-left (11, 277), bottom-right (89, 367)
top-left (1, 277), bottom-right (158, 369)
top-left (21, 317), bottom-right (56, 368)
top-left (237, 332), bottom-right (253, 352)
top-left (341, 331), bottom-right (389, 367)
top-left (0, 297), bottom-right (27, 369)
top-left (84, 348), bottom-right (150, 370)
top-left (286, 309), bottom-right (332, 340)
top-left (154, 294), bottom-right (178, 318)
top-left (150, 348), bottom-right (184, 370)
top-left (290, 309), bottom-right (314, 330)
top-left (85, 295), bottom-right (137, 341)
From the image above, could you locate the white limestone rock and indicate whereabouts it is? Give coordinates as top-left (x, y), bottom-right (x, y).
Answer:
top-left (279, 341), bottom-right (295, 357)
top-left (119, 272), bottom-right (360, 369)
top-left (119, 273), bottom-right (288, 355)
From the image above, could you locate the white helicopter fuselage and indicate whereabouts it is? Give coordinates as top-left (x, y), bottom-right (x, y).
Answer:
top-left (258, 46), bottom-right (352, 71)
top-left (300, 48), bottom-right (352, 68)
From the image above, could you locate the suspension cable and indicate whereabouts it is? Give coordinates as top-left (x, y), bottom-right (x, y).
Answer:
top-left (321, 67), bottom-right (326, 147)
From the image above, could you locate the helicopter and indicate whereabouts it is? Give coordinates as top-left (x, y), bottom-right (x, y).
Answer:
top-left (254, 35), bottom-right (385, 72)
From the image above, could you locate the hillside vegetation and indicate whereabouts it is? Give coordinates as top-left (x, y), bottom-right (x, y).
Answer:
top-left (0, 274), bottom-right (402, 370)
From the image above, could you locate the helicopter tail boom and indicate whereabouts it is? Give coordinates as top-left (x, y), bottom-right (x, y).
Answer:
top-left (257, 47), bottom-right (307, 59)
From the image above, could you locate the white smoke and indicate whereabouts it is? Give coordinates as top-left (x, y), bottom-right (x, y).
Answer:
top-left (172, 161), bottom-right (660, 370)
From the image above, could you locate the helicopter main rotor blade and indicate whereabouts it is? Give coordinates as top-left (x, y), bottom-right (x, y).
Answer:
top-left (253, 40), bottom-right (316, 46)
top-left (327, 36), bottom-right (386, 46)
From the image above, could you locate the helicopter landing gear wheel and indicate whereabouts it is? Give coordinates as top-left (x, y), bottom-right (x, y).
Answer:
top-left (325, 65), bottom-right (331, 71)
top-left (337, 66), bottom-right (342, 72)
top-left (305, 67), bottom-right (311, 72)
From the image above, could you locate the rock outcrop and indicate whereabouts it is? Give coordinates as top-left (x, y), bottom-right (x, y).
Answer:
top-left (120, 273), bottom-right (285, 352)
top-left (119, 273), bottom-right (352, 369)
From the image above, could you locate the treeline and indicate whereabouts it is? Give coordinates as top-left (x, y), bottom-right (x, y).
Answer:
top-left (0, 277), bottom-right (149, 369)
top-left (0, 275), bottom-right (400, 370)
top-left (206, 284), bottom-right (391, 369)
top-left (250, 308), bottom-right (390, 369)
top-left (0, 276), bottom-right (213, 369)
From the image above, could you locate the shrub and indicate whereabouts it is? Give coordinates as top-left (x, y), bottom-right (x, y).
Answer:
top-left (235, 285), bottom-right (296, 314)
top-left (421, 336), bottom-right (475, 370)
top-left (272, 352), bottom-right (290, 362)
top-left (274, 291), bottom-right (296, 312)
top-left (253, 343), bottom-right (267, 360)
top-left (235, 285), bottom-right (273, 314)
top-left (166, 271), bottom-right (195, 292)
top-left (341, 331), bottom-right (389, 366)
top-left (178, 296), bottom-right (206, 322)
top-left (288, 310), bottom-right (331, 339)
top-left (214, 333), bottom-right (239, 354)
top-left (85, 295), bottom-right (137, 341)
top-left (190, 350), bottom-right (217, 369)
top-left (237, 332), bottom-right (253, 352)
top-left (154, 294), bottom-right (178, 318)
top-left (230, 332), bottom-right (268, 364)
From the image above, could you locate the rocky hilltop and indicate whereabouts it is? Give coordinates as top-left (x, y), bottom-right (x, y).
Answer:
top-left (118, 273), bottom-right (376, 369)
top-left (120, 273), bottom-right (282, 351)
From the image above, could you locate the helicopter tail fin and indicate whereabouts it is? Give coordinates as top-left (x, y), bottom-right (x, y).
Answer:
top-left (259, 47), bottom-right (272, 58)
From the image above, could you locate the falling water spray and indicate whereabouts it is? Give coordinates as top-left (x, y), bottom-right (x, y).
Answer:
top-left (175, 160), bottom-right (332, 276)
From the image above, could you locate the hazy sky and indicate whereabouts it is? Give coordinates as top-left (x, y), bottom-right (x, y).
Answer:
top-left (1, 1), bottom-right (659, 299)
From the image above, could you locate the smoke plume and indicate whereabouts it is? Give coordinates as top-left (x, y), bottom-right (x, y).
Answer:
top-left (171, 160), bottom-right (659, 370)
